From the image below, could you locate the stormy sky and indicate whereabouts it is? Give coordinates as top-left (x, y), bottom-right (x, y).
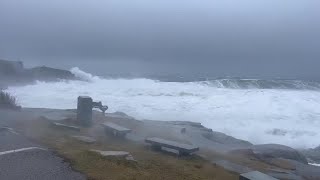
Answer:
top-left (0, 0), bottom-right (320, 79)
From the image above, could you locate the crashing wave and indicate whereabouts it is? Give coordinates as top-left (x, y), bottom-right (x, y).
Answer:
top-left (70, 67), bottom-right (100, 82)
top-left (198, 79), bottom-right (320, 90)
top-left (6, 68), bottom-right (320, 148)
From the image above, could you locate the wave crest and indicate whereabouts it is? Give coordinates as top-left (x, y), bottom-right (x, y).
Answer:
top-left (70, 67), bottom-right (100, 82)
top-left (197, 79), bottom-right (320, 90)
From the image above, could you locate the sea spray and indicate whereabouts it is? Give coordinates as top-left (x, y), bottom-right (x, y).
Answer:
top-left (6, 68), bottom-right (320, 149)
top-left (70, 67), bottom-right (100, 82)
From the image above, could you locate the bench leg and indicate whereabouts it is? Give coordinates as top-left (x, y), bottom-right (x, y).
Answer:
top-left (117, 132), bottom-right (126, 138)
top-left (113, 130), bottom-right (118, 136)
top-left (179, 151), bottom-right (190, 156)
top-left (151, 144), bottom-right (162, 151)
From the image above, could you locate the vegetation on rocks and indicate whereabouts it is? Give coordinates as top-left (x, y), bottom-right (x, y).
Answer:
top-left (0, 91), bottom-right (19, 109)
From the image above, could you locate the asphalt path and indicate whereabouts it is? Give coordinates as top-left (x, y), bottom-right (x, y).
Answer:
top-left (0, 129), bottom-right (86, 180)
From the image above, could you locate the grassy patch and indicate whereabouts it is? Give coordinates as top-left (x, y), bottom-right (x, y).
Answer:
top-left (20, 118), bottom-right (238, 180)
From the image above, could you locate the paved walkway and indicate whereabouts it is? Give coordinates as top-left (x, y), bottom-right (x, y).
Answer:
top-left (0, 128), bottom-right (86, 180)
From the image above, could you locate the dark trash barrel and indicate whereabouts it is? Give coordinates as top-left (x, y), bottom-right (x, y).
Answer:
top-left (77, 96), bottom-right (93, 126)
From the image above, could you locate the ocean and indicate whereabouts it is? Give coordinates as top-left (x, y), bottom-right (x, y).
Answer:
top-left (6, 67), bottom-right (320, 149)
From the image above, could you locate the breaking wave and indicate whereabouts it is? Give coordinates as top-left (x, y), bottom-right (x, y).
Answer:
top-left (70, 67), bottom-right (100, 82)
top-left (5, 67), bottom-right (320, 148)
top-left (200, 79), bottom-right (320, 90)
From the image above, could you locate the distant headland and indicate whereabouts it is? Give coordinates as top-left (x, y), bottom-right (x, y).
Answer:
top-left (0, 59), bottom-right (76, 88)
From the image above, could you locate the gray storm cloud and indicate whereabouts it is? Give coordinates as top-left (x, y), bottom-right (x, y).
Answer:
top-left (0, 0), bottom-right (320, 79)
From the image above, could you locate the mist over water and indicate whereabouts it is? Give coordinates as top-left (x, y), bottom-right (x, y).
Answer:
top-left (5, 68), bottom-right (320, 149)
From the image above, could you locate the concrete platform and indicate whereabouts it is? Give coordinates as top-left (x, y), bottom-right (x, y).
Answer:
top-left (240, 171), bottom-right (278, 180)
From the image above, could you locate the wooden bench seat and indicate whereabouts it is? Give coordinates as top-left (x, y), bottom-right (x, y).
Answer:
top-left (145, 137), bottom-right (199, 155)
top-left (101, 122), bottom-right (131, 137)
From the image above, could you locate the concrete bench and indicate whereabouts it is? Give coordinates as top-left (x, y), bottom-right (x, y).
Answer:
top-left (101, 122), bottom-right (131, 137)
top-left (51, 122), bottom-right (81, 131)
top-left (145, 137), bottom-right (199, 156)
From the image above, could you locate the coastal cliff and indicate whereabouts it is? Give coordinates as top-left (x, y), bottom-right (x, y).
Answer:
top-left (0, 59), bottom-right (76, 88)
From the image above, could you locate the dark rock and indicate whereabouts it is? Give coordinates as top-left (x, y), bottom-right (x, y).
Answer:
top-left (0, 60), bottom-right (32, 87)
top-left (251, 144), bottom-right (308, 164)
top-left (0, 59), bottom-right (24, 76)
top-left (202, 131), bottom-right (252, 146)
top-left (212, 160), bottom-right (252, 174)
top-left (285, 159), bottom-right (320, 180)
top-left (266, 170), bottom-right (304, 180)
top-left (0, 59), bottom-right (76, 88)
top-left (300, 146), bottom-right (320, 164)
top-left (29, 66), bottom-right (75, 81)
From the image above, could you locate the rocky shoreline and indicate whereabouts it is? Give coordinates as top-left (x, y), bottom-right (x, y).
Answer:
top-left (1, 59), bottom-right (320, 179)
top-left (1, 107), bottom-right (320, 179)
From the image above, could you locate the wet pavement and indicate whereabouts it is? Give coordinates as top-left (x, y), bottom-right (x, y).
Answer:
top-left (0, 128), bottom-right (86, 180)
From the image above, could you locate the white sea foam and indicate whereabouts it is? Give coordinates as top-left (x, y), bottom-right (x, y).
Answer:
top-left (70, 67), bottom-right (100, 82)
top-left (309, 163), bottom-right (320, 167)
top-left (6, 68), bottom-right (320, 148)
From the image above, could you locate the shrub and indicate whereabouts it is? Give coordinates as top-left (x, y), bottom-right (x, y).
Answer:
top-left (0, 91), bottom-right (20, 109)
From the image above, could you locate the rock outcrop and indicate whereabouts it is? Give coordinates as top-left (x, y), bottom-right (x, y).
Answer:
top-left (0, 59), bottom-right (76, 88)
top-left (0, 59), bottom-right (24, 76)
top-left (29, 66), bottom-right (75, 81)
top-left (251, 144), bottom-right (308, 164)
top-left (202, 131), bottom-right (252, 147)
top-left (300, 145), bottom-right (320, 164)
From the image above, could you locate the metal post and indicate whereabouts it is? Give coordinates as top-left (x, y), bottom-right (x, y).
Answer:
top-left (77, 96), bottom-right (93, 126)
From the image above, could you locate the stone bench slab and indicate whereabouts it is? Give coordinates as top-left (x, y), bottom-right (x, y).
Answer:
top-left (72, 136), bottom-right (96, 144)
top-left (90, 150), bottom-right (135, 161)
top-left (101, 122), bottom-right (131, 132)
top-left (240, 171), bottom-right (279, 180)
top-left (145, 137), bottom-right (199, 154)
top-left (51, 122), bottom-right (81, 131)
top-left (101, 122), bottom-right (131, 137)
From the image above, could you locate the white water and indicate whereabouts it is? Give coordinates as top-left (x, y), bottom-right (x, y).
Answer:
top-left (6, 68), bottom-right (320, 148)
top-left (309, 163), bottom-right (320, 167)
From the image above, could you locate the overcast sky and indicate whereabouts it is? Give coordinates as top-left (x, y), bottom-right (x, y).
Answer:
top-left (1, 0), bottom-right (320, 79)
